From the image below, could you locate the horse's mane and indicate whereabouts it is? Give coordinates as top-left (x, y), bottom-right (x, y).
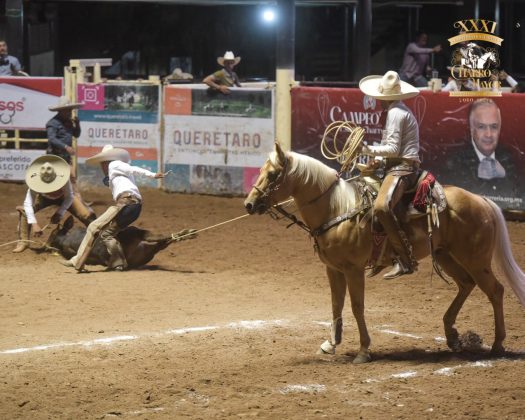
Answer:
top-left (270, 151), bottom-right (357, 213)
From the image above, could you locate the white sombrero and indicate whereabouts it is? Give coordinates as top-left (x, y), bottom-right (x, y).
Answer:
top-left (49, 96), bottom-right (84, 112)
top-left (25, 155), bottom-right (71, 194)
top-left (86, 144), bottom-right (131, 166)
top-left (359, 70), bottom-right (419, 100)
top-left (217, 51), bottom-right (241, 66)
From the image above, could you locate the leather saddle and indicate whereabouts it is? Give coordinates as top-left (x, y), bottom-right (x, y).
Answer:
top-left (358, 165), bottom-right (447, 223)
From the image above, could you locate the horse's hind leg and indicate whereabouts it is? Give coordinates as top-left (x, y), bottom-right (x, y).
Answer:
top-left (435, 250), bottom-right (475, 351)
top-left (142, 230), bottom-right (171, 242)
top-left (319, 267), bottom-right (346, 355)
top-left (470, 267), bottom-right (506, 355)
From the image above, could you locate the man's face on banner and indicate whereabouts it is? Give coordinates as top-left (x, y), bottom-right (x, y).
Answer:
top-left (471, 103), bottom-right (501, 156)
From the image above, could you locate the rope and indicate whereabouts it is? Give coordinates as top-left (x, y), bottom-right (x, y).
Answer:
top-left (166, 198), bottom-right (295, 241)
top-left (0, 223), bottom-right (52, 249)
top-left (0, 239), bottom-right (50, 249)
top-left (1, 201), bottom-right (299, 251)
top-left (320, 120), bottom-right (366, 173)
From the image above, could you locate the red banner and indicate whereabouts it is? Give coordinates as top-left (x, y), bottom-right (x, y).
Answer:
top-left (292, 87), bottom-right (525, 210)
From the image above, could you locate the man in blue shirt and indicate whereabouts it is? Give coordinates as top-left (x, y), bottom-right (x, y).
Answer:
top-left (0, 40), bottom-right (22, 76)
top-left (46, 96), bottom-right (83, 165)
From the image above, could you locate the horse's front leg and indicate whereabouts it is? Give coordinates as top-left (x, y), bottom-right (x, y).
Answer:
top-left (345, 265), bottom-right (371, 364)
top-left (318, 266), bottom-right (346, 355)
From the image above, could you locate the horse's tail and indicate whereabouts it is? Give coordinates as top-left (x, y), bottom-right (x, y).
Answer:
top-left (486, 198), bottom-right (525, 307)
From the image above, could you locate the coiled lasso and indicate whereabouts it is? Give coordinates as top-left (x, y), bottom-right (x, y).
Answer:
top-left (320, 121), bottom-right (366, 174)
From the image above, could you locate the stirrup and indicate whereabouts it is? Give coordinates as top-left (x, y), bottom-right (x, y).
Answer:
top-left (383, 261), bottom-right (413, 280)
top-left (367, 265), bottom-right (387, 278)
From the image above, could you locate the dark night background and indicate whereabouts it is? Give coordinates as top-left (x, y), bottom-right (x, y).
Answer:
top-left (1, 0), bottom-right (525, 82)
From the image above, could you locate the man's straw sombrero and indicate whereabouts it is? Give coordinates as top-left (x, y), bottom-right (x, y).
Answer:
top-left (48, 96), bottom-right (84, 112)
top-left (86, 144), bottom-right (131, 166)
top-left (359, 70), bottom-right (419, 101)
top-left (25, 155), bottom-right (70, 194)
top-left (217, 51), bottom-right (241, 66)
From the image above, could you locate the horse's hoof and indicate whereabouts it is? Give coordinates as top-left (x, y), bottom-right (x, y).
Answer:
top-left (490, 345), bottom-right (505, 357)
top-left (447, 339), bottom-right (462, 353)
top-left (318, 340), bottom-right (335, 355)
top-left (352, 351), bottom-right (372, 364)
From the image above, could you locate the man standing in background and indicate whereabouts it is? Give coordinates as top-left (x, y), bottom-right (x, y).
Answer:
top-left (0, 40), bottom-right (24, 76)
top-left (399, 32), bottom-right (442, 87)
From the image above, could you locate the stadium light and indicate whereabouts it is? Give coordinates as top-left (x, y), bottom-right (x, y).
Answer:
top-left (262, 7), bottom-right (276, 23)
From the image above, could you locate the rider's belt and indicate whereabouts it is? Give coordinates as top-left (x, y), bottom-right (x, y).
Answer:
top-left (116, 191), bottom-right (142, 205)
top-left (384, 158), bottom-right (420, 172)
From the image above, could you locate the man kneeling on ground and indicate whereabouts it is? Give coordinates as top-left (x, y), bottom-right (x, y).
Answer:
top-left (60, 145), bottom-right (164, 272)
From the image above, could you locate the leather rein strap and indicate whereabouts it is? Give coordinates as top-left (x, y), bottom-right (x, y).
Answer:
top-left (311, 204), bottom-right (371, 237)
top-left (270, 175), bottom-right (372, 239)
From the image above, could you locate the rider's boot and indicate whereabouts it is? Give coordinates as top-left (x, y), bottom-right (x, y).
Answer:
top-left (12, 207), bottom-right (30, 253)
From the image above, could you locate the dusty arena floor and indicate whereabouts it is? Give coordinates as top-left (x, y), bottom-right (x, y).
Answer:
top-left (1, 182), bottom-right (525, 419)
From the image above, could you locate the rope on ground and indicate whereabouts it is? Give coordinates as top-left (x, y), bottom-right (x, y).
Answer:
top-left (320, 120), bottom-right (365, 173)
top-left (0, 223), bottom-right (51, 249)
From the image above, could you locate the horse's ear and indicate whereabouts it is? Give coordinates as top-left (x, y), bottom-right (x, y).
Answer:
top-left (274, 141), bottom-right (287, 165)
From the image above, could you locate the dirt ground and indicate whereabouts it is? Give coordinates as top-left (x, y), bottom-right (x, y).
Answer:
top-left (1, 182), bottom-right (525, 419)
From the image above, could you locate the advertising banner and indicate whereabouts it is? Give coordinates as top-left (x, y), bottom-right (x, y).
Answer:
top-left (163, 85), bottom-right (275, 195)
top-left (77, 83), bottom-right (161, 187)
top-left (0, 149), bottom-right (45, 181)
top-left (291, 87), bottom-right (525, 210)
top-left (0, 77), bottom-right (63, 130)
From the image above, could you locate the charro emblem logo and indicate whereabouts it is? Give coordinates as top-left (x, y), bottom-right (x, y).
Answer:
top-left (448, 19), bottom-right (503, 97)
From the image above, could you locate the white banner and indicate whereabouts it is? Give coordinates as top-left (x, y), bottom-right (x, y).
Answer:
top-left (78, 121), bottom-right (160, 151)
top-left (164, 115), bottom-right (274, 167)
top-left (0, 78), bottom-right (62, 130)
top-left (0, 149), bottom-right (45, 181)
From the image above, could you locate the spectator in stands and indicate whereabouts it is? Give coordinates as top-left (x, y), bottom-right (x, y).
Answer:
top-left (0, 40), bottom-right (24, 76)
top-left (440, 99), bottom-right (519, 200)
top-left (499, 70), bottom-right (519, 90)
top-left (13, 155), bottom-right (96, 253)
top-left (399, 32), bottom-right (442, 87)
top-left (511, 83), bottom-right (525, 93)
top-left (203, 51), bottom-right (241, 95)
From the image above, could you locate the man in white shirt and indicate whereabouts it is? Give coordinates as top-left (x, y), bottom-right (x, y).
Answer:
top-left (359, 71), bottom-right (421, 279)
top-left (60, 145), bottom-right (164, 272)
top-left (13, 155), bottom-right (95, 253)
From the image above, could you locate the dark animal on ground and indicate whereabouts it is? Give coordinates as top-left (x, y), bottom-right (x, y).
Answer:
top-left (45, 216), bottom-right (196, 269)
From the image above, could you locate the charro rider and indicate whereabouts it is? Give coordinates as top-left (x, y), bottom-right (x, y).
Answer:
top-left (13, 155), bottom-right (96, 253)
top-left (60, 145), bottom-right (164, 272)
top-left (359, 70), bottom-right (421, 279)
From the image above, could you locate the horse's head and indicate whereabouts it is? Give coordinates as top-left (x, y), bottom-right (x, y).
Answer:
top-left (244, 142), bottom-right (292, 215)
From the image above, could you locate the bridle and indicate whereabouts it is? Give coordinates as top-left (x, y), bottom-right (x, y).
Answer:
top-left (252, 155), bottom-right (290, 207)
top-left (251, 155), bottom-right (346, 235)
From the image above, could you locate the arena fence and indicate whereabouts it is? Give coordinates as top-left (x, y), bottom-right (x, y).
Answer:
top-left (1, 75), bottom-right (523, 212)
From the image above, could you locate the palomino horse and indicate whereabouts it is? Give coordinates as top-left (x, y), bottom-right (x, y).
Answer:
top-left (244, 143), bottom-right (525, 364)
